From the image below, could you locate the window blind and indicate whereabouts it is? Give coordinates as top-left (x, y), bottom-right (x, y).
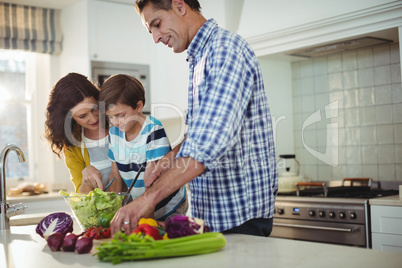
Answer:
top-left (0, 2), bottom-right (62, 54)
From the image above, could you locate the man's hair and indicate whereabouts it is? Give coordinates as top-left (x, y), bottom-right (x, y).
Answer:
top-left (135, 0), bottom-right (201, 14)
top-left (99, 74), bottom-right (146, 112)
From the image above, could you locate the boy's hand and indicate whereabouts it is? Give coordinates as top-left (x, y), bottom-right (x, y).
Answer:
top-left (144, 161), bottom-right (165, 189)
top-left (82, 165), bottom-right (103, 190)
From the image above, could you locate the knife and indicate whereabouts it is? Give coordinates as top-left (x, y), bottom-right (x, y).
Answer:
top-left (121, 165), bottom-right (145, 206)
top-left (103, 177), bottom-right (115, 192)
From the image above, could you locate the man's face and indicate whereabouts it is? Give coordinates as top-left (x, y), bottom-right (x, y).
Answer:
top-left (140, 2), bottom-right (189, 53)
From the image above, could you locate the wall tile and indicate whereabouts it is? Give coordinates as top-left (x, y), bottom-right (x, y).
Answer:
top-left (376, 104), bottom-right (393, 125)
top-left (343, 70), bottom-right (358, 90)
top-left (391, 63), bottom-right (401, 84)
top-left (390, 43), bottom-right (400, 64)
top-left (344, 127), bottom-right (360, 146)
top-left (344, 108), bottom-right (360, 127)
top-left (313, 57), bottom-right (328, 75)
top-left (375, 85), bottom-right (392, 105)
top-left (301, 95), bottom-right (316, 113)
top-left (373, 45), bottom-right (390, 66)
top-left (376, 124), bottom-right (394, 145)
top-left (395, 144), bottom-right (402, 163)
top-left (378, 164), bottom-right (395, 181)
top-left (314, 74), bottom-right (329, 93)
top-left (328, 54), bottom-right (342, 73)
top-left (374, 65), bottom-right (391, 86)
top-left (346, 164), bottom-right (362, 177)
top-left (393, 103), bottom-right (402, 123)
top-left (394, 124), bottom-right (402, 144)
top-left (362, 145), bottom-right (378, 164)
top-left (391, 84), bottom-right (402, 104)
top-left (342, 51), bottom-right (357, 71)
top-left (300, 77), bottom-right (315, 95)
top-left (346, 146), bottom-right (361, 164)
top-left (361, 164), bottom-right (378, 180)
top-left (329, 73), bottom-right (343, 91)
top-left (358, 68), bottom-right (374, 87)
top-left (396, 165), bottom-right (402, 181)
top-left (359, 87), bottom-right (375, 107)
top-left (360, 126), bottom-right (377, 145)
top-left (291, 43), bottom-right (401, 182)
top-left (378, 144), bottom-right (395, 164)
top-left (344, 89), bottom-right (359, 108)
top-left (357, 48), bottom-right (373, 68)
top-left (300, 60), bottom-right (314, 78)
top-left (360, 106), bottom-right (377, 126)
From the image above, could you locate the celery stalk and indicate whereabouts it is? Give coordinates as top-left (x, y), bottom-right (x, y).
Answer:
top-left (96, 232), bottom-right (227, 264)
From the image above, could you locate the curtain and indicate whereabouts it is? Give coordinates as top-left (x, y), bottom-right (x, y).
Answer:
top-left (0, 2), bottom-right (63, 54)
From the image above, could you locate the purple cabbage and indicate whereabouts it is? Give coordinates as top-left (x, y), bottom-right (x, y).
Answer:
top-left (36, 212), bottom-right (73, 239)
top-left (165, 215), bottom-right (210, 238)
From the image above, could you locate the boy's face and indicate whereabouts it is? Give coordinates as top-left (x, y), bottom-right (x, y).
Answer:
top-left (140, 1), bottom-right (190, 53)
top-left (106, 102), bottom-right (142, 134)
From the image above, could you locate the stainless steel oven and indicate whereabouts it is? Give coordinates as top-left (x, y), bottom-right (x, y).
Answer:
top-left (270, 179), bottom-right (399, 248)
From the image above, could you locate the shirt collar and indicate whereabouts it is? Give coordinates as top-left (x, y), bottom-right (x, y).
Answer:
top-left (187, 19), bottom-right (217, 59)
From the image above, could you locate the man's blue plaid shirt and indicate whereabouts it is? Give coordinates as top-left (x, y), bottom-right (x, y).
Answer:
top-left (176, 19), bottom-right (278, 232)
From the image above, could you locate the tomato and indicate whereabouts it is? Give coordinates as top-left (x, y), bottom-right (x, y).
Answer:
top-left (101, 228), bottom-right (111, 238)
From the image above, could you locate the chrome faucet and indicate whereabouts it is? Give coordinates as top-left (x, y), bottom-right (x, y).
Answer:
top-left (1, 144), bottom-right (27, 229)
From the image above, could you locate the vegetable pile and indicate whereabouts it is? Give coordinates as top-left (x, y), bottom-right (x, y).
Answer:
top-left (60, 188), bottom-right (125, 229)
top-left (36, 212), bottom-right (98, 254)
top-left (96, 215), bottom-right (226, 264)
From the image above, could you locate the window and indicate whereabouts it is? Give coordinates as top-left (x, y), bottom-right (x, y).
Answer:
top-left (0, 49), bottom-right (31, 179)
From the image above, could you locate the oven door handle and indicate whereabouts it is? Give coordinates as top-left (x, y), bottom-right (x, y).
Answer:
top-left (273, 222), bottom-right (355, 232)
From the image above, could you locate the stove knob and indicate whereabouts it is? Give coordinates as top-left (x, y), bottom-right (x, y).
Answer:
top-left (277, 208), bottom-right (284, 215)
top-left (350, 212), bottom-right (357, 219)
top-left (339, 212), bottom-right (346, 219)
top-left (318, 211), bottom-right (325, 217)
top-left (309, 210), bottom-right (316, 217)
top-left (329, 212), bottom-right (335, 218)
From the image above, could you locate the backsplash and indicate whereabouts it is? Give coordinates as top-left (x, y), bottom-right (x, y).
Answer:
top-left (292, 43), bottom-right (401, 182)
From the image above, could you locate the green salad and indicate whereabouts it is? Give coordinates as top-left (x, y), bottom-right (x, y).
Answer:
top-left (60, 188), bottom-right (125, 230)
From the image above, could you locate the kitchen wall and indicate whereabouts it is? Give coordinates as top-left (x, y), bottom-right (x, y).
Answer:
top-left (291, 43), bottom-right (401, 182)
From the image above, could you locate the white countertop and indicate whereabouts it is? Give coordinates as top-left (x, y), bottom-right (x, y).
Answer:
top-left (2, 224), bottom-right (402, 268)
top-left (370, 195), bottom-right (402, 207)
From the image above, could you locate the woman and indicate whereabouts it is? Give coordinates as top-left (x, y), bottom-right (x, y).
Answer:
top-left (44, 73), bottom-right (112, 193)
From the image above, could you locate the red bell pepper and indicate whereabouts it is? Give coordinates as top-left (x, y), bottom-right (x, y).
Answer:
top-left (131, 224), bottom-right (162, 240)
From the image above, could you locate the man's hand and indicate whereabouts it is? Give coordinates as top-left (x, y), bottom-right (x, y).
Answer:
top-left (110, 195), bottom-right (154, 235)
top-left (81, 165), bottom-right (103, 190)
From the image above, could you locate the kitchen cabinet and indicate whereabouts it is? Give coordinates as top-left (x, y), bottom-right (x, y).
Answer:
top-left (60, 0), bottom-right (151, 76)
top-left (88, 0), bottom-right (152, 63)
top-left (371, 204), bottom-right (402, 252)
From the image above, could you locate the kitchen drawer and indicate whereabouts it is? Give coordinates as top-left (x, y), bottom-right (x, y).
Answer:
top-left (371, 205), bottom-right (402, 235)
top-left (372, 233), bottom-right (402, 252)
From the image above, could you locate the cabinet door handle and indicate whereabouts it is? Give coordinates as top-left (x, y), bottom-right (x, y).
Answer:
top-left (273, 222), bottom-right (355, 232)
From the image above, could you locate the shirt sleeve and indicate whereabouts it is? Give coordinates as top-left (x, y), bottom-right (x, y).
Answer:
top-left (63, 147), bottom-right (85, 193)
top-left (176, 46), bottom-right (253, 170)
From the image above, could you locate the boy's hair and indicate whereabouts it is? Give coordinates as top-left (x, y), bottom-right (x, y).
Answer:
top-left (135, 0), bottom-right (201, 14)
top-left (99, 74), bottom-right (146, 112)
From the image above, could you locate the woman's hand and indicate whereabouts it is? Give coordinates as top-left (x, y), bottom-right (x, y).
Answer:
top-left (110, 195), bottom-right (155, 235)
top-left (81, 165), bottom-right (103, 190)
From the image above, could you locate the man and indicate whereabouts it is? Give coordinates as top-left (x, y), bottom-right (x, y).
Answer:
top-left (110, 0), bottom-right (278, 237)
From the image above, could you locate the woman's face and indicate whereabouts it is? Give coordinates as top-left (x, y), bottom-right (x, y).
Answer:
top-left (70, 97), bottom-right (100, 131)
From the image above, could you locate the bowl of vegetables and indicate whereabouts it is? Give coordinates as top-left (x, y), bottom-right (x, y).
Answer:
top-left (60, 188), bottom-right (129, 231)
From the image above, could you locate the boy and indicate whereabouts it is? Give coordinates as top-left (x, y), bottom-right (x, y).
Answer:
top-left (99, 74), bottom-right (187, 222)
